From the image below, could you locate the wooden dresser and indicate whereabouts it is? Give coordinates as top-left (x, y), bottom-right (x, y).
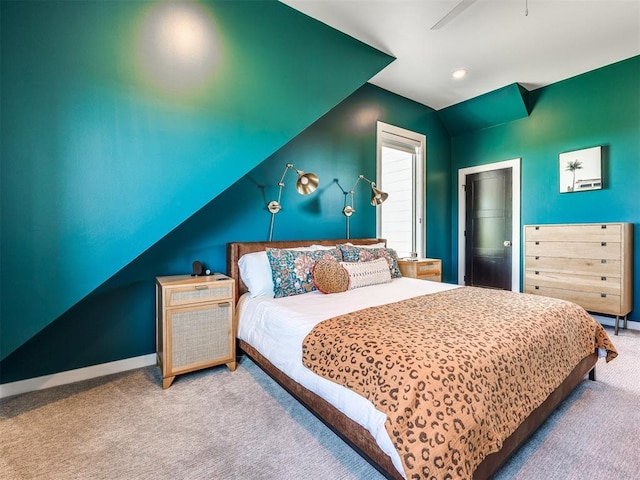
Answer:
top-left (524, 223), bottom-right (633, 334)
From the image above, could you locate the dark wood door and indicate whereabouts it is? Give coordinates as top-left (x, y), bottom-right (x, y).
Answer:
top-left (464, 168), bottom-right (512, 290)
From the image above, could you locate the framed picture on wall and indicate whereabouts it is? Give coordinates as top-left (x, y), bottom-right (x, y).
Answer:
top-left (559, 146), bottom-right (602, 193)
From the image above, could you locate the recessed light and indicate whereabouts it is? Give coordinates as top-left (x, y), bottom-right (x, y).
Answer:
top-left (452, 69), bottom-right (467, 80)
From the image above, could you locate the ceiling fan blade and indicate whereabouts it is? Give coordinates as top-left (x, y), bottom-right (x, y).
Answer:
top-left (431, 0), bottom-right (478, 30)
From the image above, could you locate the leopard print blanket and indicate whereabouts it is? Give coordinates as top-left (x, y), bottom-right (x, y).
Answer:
top-left (302, 287), bottom-right (617, 480)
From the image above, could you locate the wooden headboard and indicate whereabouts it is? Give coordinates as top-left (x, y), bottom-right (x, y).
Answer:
top-left (226, 238), bottom-right (384, 300)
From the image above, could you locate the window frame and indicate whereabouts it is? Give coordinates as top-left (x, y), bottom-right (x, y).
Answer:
top-left (376, 121), bottom-right (426, 258)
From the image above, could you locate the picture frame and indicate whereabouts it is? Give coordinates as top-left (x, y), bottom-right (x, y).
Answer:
top-left (559, 146), bottom-right (602, 193)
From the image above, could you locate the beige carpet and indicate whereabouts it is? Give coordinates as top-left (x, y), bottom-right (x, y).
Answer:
top-left (1, 327), bottom-right (639, 479)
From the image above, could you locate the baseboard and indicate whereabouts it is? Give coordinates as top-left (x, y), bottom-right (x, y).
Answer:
top-left (592, 314), bottom-right (639, 332)
top-left (0, 353), bottom-right (157, 399)
top-left (1, 314), bottom-right (635, 399)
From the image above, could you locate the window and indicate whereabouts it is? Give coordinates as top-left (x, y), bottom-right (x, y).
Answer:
top-left (376, 122), bottom-right (426, 259)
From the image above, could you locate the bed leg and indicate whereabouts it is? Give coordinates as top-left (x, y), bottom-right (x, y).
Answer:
top-left (588, 367), bottom-right (596, 381)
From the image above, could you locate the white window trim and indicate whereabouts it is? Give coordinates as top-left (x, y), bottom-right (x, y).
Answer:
top-left (376, 121), bottom-right (426, 257)
top-left (457, 159), bottom-right (521, 292)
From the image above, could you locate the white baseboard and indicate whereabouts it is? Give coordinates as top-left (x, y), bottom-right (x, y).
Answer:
top-left (0, 353), bottom-right (157, 399)
top-left (1, 314), bottom-right (636, 399)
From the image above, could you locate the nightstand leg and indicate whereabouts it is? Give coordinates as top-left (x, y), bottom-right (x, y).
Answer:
top-left (623, 314), bottom-right (628, 330)
top-left (226, 361), bottom-right (237, 372)
top-left (162, 376), bottom-right (175, 389)
top-left (614, 316), bottom-right (620, 336)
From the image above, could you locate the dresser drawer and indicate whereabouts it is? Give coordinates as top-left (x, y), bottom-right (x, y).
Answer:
top-left (524, 256), bottom-right (620, 276)
top-left (524, 271), bottom-right (621, 295)
top-left (525, 224), bottom-right (622, 242)
top-left (524, 285), bottom-right (622, 315)
top-left (525, 241), bottom-right (622, 260)
top-left (416, 271), bottom-right (442, 281)
top-left (417, 262), bottom-right (440, 274)
top-left (164, 281), bottom-right (233, 307)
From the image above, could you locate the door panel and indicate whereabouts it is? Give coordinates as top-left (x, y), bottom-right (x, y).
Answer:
top-left (465, 168), bottom-right (512, 289)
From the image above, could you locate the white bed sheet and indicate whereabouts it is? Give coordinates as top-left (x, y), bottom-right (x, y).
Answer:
top-left (236, 277), bottom-right (459, 477)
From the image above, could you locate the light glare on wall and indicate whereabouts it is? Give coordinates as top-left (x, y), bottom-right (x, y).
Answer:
top-left (349, 106), bottom-right (381, 132)
top-left (136, 1), bottom-right (221, 96)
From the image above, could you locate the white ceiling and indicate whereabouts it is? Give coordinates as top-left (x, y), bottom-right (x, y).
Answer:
top-left (282, 0), bottom-right (640, 110)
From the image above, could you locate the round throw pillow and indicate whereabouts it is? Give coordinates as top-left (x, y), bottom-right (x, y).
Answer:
top-left (312, 259), bottom-right (349, 294)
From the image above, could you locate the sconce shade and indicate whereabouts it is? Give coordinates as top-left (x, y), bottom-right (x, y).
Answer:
top-left (267, 163), bottom-right (319, 241)
top-left (370, 186), bottom-right (388, 206)
top-left (342, 173), bottom-right (389, 239)
top-left (295, 172), bottom-right (319, 195)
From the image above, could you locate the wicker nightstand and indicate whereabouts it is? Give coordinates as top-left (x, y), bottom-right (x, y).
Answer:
top-left (397, 258), bottom-right (442, 282)
top-left (155, 274), bottom-right (236, 389)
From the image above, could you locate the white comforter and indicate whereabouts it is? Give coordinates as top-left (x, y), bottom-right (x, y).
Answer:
top-left (236, 277), bottom-right (459, 477)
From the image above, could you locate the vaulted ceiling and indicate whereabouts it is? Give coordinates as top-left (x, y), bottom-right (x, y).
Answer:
top-left (282, 0), bottom-right (640, 110)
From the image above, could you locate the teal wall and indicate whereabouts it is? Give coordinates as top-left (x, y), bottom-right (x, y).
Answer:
top-left (1, 0), bottom-right (635, 384)
top-left (450, 56), bottom-right (640, 321)
top-left (0, 83), bottom-right (451, 383)
top-left (439, 83), bottom-right (530, 136)
top-left (0, 0), bottom-right (392, 361)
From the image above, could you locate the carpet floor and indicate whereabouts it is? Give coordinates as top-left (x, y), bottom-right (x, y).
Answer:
top-left (1, 327), bottom-right (638, 479)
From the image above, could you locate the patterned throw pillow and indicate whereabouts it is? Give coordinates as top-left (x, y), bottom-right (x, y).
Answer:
top-left (341, 258), bottom-right (392, 289)
top-left (338, 244), bottom-right (402, 278)
top-left (266, 248), bottom-right (342, 298)
top-left (312, 259), bottom-right (350, 294)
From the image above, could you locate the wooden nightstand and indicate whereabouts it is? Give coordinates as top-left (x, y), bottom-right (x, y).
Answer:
top-left (398, 258), bottom-right (442, 282)
top-left (156, 274), bottom-right (236, 389)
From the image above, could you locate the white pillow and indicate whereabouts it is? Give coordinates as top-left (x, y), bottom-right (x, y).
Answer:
top-left (310, 244), bottom-right (339, 250)
top-left (341, 258), bottom-right (392, 290)
top-left (344, 241), bottom-right (386, 249)
top-left (238, 251), bottom-right (274, 298)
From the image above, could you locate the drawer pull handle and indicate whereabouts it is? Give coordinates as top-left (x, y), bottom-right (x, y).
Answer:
top-left (195, 286), bottom-right (209, 291)
top-left (601, 242), bottom-right (607, 246)
top-left (601, 259), bottom-right (607, 264)
top-left (535, 286), bottom-right (540, 290)
top-left (535, 241), bottom-right (540, 245)
top-left (601, 225), bottom-right (607, 229)
top-left (535, 271), bottom-right (539, 275)
top-left (535, 256), bottom-right (540, 260)
top-left (601, 293), bottom-right (607, 298)
top-left (601, 276), bottom-right (607, 281)
top-left (535, 226), bottom-right (540, 230)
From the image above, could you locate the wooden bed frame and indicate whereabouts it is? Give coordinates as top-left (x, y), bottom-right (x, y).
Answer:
top-left (227, 239), bottom-right (598, 480)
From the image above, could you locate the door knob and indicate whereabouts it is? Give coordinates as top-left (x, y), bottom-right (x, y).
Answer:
top-left (503, 240), bottom-right (512, 247)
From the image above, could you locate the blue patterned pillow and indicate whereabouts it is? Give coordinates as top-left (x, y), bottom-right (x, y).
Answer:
top-left (338, 244), bottom-right (402, 278)
top-left (266, 248), bottom-right (343, 298)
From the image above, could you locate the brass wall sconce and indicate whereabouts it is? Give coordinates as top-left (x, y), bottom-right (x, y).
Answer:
top-left (268, 163), bottom-right (319, 241)
top-left (342, 174), bottom-right (388, 238)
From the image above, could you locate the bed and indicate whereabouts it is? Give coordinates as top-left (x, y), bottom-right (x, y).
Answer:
top-left (226, 238), bottom-right (617, 480)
